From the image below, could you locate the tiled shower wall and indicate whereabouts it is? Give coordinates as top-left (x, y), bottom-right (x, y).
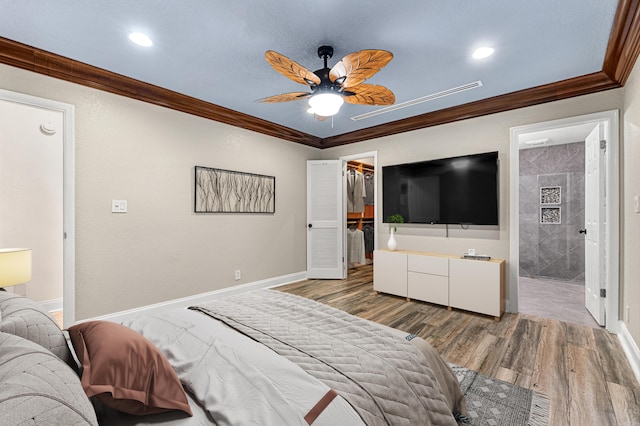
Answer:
top-left (519, 142), bottom-right (585, 282)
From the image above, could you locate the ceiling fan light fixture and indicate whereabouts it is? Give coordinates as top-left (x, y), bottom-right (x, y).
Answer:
top-left (308, 92), bottom-right (344, 117)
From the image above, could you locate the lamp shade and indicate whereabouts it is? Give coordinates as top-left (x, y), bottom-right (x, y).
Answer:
top-left (308, 92), bottom-right (344, 117)
top-left (0, 248), bottom-right (32, 287)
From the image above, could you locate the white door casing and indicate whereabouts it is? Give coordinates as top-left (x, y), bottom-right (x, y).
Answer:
top-left (585, 125), bottom-right (606, 325)
top-left (306, 160), bottom-right (346, 279)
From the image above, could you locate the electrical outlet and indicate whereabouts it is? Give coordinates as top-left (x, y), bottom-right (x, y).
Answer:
top-left (234, 270), bottom-right (241, 280)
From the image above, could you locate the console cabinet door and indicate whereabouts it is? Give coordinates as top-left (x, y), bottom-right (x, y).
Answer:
top-left (449, 258), bottom-right (502, 317)
top-left (373, 250), bottom-right (407, 297)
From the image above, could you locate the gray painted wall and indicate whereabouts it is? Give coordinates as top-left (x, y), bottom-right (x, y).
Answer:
top-left (519, 143), bottom-right (585, 282)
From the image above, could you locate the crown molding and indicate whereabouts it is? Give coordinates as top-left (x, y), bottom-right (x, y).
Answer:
top-left (603, 0), bottom-right (640, 84)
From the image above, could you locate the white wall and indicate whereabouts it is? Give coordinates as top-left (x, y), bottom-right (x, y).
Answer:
top-left (0, 63), bottom-right (319, 319)
top-left (322, 89), bottom-right (624, 309)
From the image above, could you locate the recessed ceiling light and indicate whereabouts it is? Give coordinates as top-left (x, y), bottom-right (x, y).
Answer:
top-left (128, 32), bottom-right (153, 47)
top-left (472, 46), bottom-right (494, 59)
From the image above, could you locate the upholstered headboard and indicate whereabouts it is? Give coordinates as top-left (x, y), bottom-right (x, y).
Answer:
top-left (0, 292), bottom-right (74, 366)
top-left (0, 292), bottom-right (98, 425)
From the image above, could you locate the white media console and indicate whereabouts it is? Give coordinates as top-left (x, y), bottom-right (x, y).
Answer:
top-left (373, 249), bottom-right (505, 320)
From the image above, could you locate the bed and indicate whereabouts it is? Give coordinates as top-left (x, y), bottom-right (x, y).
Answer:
top-left (0, 289), bottom-right (467, 425)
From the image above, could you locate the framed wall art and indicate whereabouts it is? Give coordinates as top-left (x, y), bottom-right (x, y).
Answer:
top-left (194, 166), bottom-right (275, 213)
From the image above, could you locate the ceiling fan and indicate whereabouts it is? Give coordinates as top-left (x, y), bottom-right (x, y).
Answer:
top-left (257, 46), bottom-right (395, 118)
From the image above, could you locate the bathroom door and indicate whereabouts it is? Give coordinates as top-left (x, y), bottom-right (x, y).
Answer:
top-left (584, 125), bottom-right (605, 325)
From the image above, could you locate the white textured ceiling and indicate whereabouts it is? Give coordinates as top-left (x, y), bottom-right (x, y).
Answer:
top-left (0, 1), bottom-right (619, 139)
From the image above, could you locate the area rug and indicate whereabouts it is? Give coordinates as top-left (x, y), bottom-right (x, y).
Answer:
top-left (450, 364), bottom-right (549, 425)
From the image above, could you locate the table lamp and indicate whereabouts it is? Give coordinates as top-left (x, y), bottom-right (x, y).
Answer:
top-left (0, 248), bottom-right (32, 289)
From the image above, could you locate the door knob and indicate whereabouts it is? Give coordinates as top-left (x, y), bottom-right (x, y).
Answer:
top-left (308, 224), bottom-right (313, 228)
top-left (579, 229), bottom-right (587, 234)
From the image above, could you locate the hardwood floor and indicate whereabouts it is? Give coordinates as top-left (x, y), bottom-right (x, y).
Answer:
top-left (51, 310), bottom-right (63, 329)
top-left (276, 265), bottom-right (640, 426)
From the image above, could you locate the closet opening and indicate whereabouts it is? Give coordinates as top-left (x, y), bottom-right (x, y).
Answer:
top-left (345, 156), bottom-right (376, 273)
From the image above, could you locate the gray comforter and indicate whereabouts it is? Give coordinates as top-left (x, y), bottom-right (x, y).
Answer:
top-left (113, 306), bottom-right (364, 425)
top-left (192, 290), bottom-right (464, 425)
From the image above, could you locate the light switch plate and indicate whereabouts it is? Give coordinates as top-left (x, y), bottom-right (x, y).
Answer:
top-left (635, 195), bottom-right (640, 213)
top-left (112, 199), bottom-right (128, 213)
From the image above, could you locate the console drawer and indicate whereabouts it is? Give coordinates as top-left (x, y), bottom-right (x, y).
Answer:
top-left (407, 254), bottom-right (448, 276)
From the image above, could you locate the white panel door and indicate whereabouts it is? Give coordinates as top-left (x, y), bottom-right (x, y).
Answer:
top-left (306, 160), bottom-right (345, 279)
top-left (584, 125), bottom-right (605, 325)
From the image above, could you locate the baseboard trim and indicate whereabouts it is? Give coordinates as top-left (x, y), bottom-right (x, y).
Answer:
top-left (617, 320), bottom-right (640, 383)
top-left (41, 297), bottom-right (63, 313)
top-left (82, 271), bottom-right (307, 324)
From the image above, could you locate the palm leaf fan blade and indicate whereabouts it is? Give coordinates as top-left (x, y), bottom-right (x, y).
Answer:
top-left (343, 84), bottom-right (395, 105)
top-left (265, 50), bottom-right (321, 86)
top-left (256, 92), bottom-right (311, 103)
top-left (330, 49), bottom-right (393, 87)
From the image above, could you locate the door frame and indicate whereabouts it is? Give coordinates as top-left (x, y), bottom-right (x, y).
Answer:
top-left (339, 151), bottom-right (378, 271)
top-left (509, 110), bottom-right (619, 333)
top-left (0, 89), bottom-right (76, 327)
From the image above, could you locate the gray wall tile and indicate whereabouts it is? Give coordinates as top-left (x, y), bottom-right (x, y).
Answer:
top-left (519, 142), bottom-right (585, 283)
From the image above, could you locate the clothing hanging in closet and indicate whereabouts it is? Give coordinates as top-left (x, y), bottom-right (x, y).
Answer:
top-left (362, 223), bottom-right (374, 255)
top-left (363, 172), bottom-right (374, 206)
top-left (346, 227), bottom-right (366, 266)
top-left (347, 169), bottom-right (366, 213)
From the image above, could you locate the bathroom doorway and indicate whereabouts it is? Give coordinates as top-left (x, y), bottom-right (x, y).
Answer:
top-left (509, 110), bottom-right (619, 332)
top-left (517, 138), bottom-right (597, 327)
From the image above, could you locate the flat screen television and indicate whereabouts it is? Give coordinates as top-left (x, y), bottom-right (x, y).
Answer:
top-left (382, 151), bottom-right (499, 225)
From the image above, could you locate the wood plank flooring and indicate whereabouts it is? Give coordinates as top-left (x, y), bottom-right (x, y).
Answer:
top-left (276, 265), bottom-right (640, 426)
top-left (51, 310), bottom-right (63, 329)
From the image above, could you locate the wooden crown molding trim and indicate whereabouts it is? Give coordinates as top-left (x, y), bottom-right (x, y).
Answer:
top-left (603, 0), bottom-right (640, 84)
top-left (0, 37), bottom-right (324, 148)
top-left (320, 71), bottom-right (620, 148)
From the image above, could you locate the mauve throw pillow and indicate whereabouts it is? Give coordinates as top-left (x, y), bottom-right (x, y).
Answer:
top-left (67, 320), bottom-right (192, 416)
